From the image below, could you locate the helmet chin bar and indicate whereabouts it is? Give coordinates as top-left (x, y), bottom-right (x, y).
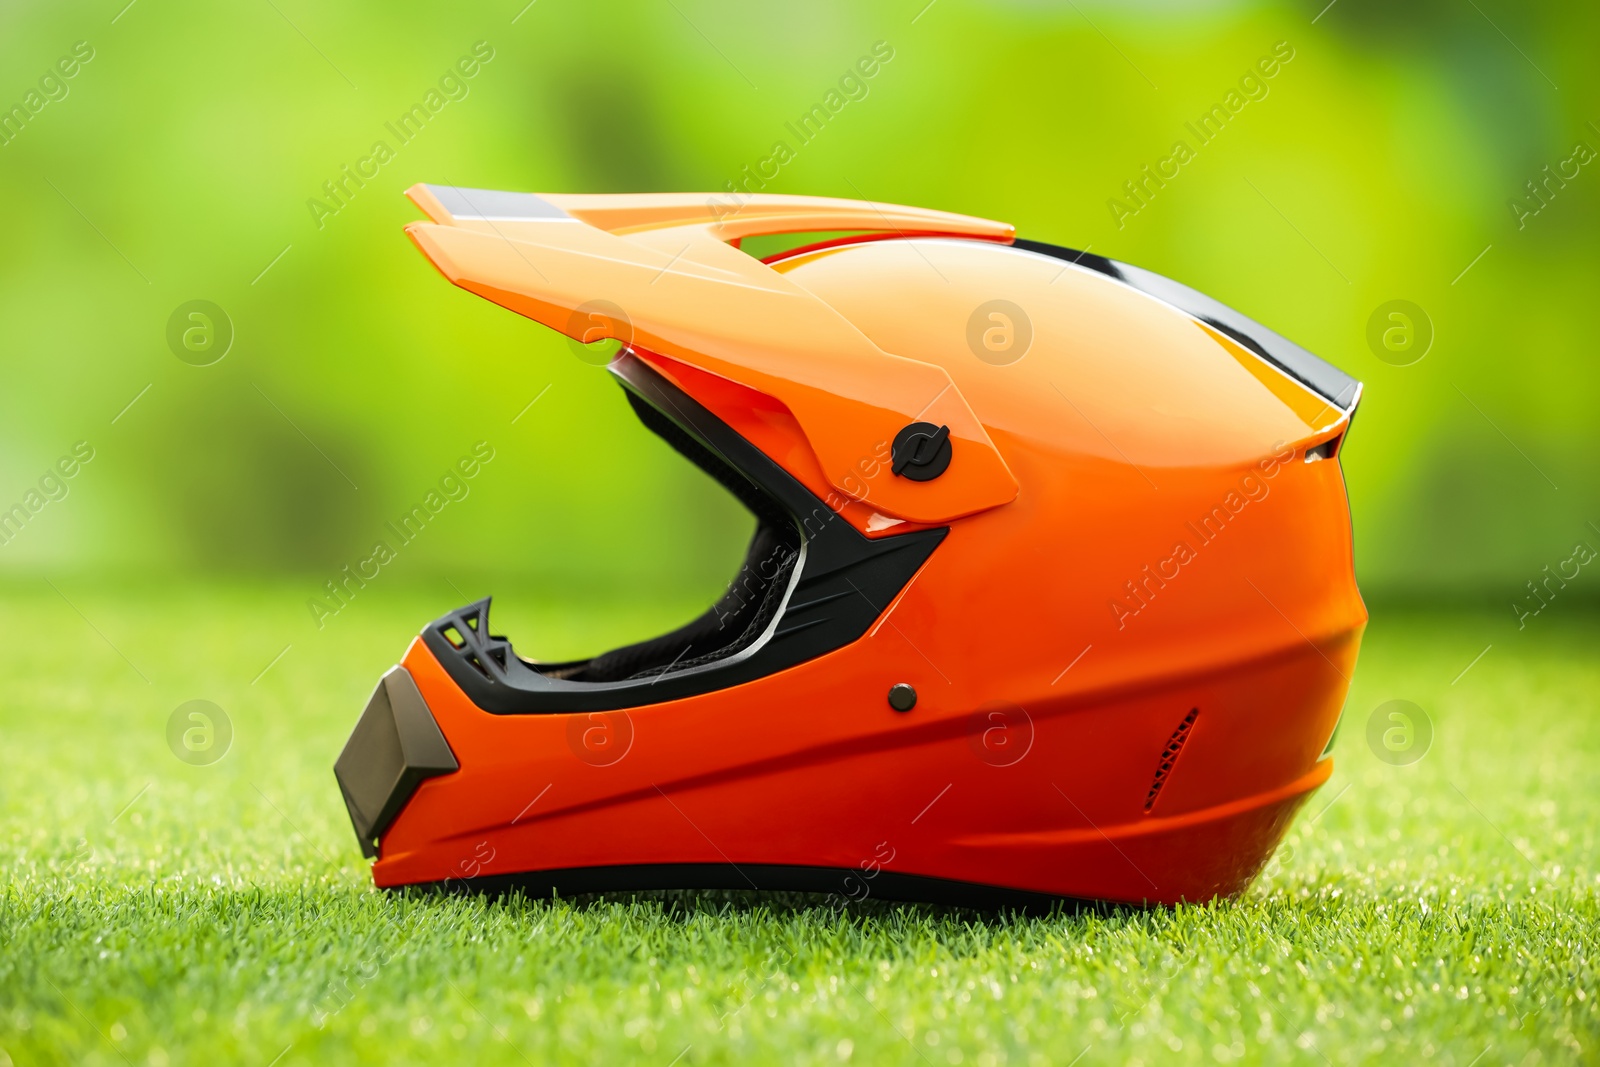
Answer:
top-left (420, 353), bottom-right (947, 714)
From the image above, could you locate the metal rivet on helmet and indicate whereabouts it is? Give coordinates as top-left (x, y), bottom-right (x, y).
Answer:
top-left (888, 683), bottom-right (918, 712)
top-left (891, 422), bottom-right (952, 481)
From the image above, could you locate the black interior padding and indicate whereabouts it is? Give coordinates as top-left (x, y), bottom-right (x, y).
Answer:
top-left (549, 391), bottom-right (803, 683)
top-left (568, 526), bottom-right (798, 682)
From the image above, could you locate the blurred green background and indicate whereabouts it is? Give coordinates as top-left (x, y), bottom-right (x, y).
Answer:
top-left (2, 0), bottom-right (1597, 611)
top-left (4, 8), bottom-right (1599, 1063)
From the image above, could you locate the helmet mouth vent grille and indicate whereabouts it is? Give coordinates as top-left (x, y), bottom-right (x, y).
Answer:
top-left (1144, 707), bottom-right (1199, 813)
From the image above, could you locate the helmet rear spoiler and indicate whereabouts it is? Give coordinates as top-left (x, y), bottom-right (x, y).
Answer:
top-left (1011, 239), bottom-right (1362, 417)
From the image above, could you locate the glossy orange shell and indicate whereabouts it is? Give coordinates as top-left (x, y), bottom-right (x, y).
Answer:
top-left (376, 190), bottom-right (1366, 904)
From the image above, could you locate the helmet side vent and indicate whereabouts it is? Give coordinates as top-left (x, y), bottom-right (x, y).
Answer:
top-left (1143, 708), bottom-right (1199, 813)
top-left (1305, 434), bottom-right (1343, 462)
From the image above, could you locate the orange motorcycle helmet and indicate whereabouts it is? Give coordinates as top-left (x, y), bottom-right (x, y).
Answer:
top-left (334, 185), bottom-right (1365, 907)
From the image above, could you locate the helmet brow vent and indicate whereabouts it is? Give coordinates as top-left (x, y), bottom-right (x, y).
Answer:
top-left (1143, 707), bottom-right (1199, 813)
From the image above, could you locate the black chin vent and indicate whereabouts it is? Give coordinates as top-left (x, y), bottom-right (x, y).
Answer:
top-left (1144, 707), bottom-right (1199, 813)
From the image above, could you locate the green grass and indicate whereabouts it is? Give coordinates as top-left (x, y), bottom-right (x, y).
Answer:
top-left (2, 580), bottom-right (1597, 1066)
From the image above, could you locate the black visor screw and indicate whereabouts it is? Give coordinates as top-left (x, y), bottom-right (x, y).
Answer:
top-left (891, 422), bottom-right (952, 481)
top-left (888, 683), bottom-right (918, 712)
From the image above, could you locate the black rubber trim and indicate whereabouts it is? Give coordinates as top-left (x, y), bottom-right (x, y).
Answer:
top-left (1011, 238), bottom-right (1361, 411)
top-left (408, 863), bottom-right (1086, 914)
top-left (421, 352), bottom-right (948, 714)
top-left (334, 666), bottom-right (459, 858)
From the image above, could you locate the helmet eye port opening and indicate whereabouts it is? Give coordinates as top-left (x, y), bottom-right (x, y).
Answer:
top-left (417, 355), bottom-right (948, 714)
